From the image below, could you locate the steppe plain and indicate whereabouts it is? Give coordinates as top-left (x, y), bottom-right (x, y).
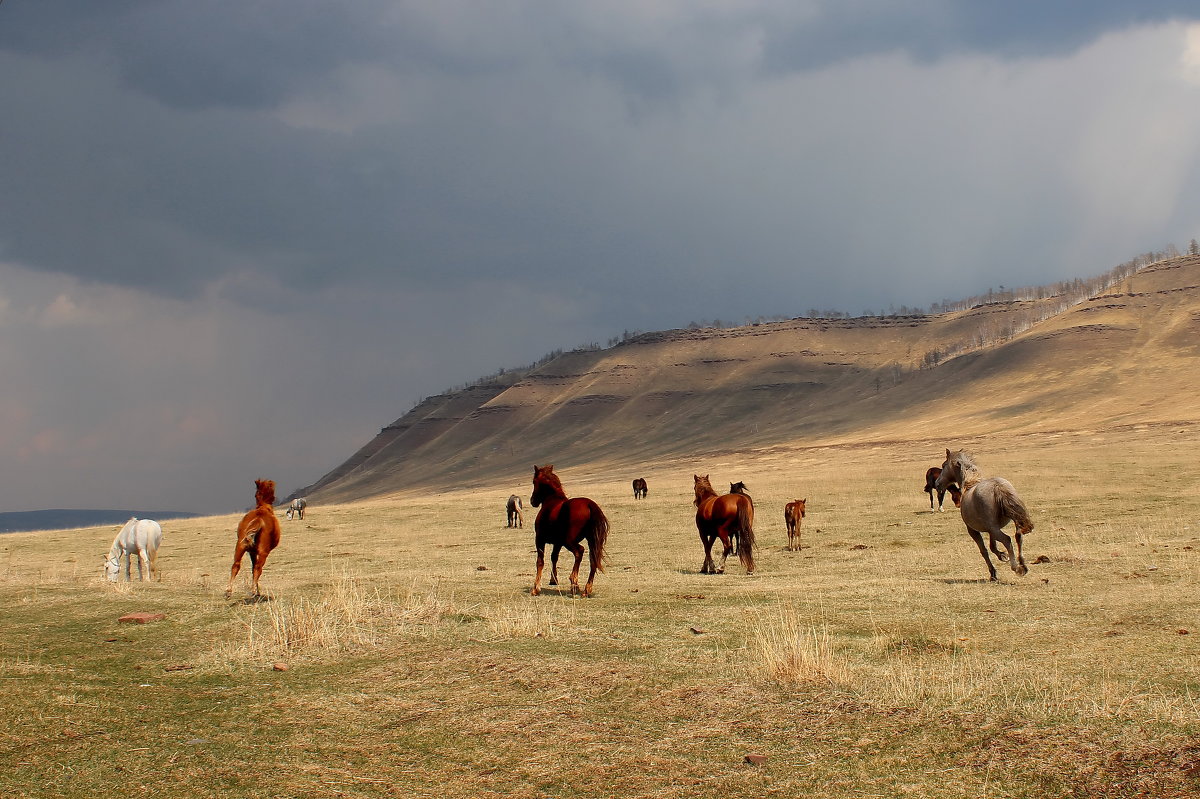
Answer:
top-left (3, 258), bottom-right (1200, 798)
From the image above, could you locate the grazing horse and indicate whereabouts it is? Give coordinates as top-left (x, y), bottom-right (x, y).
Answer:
top-left (694, 475), bottom-right (755, 574)
top-left (632, 477), bottom-right (648, 500)
top-left (104, 518), bottom-right (163, 582)
top-left (935, 449), bottom-right (1034, 581)
top-left (506, 494), bottom-right (524, 528)
top-left (225, 479), bottom-right (282, 598)
top-left (285, 497), bottom-right (307, 520)
top-left (923, 466), bottom-right (962, 511)
top-left (529, 465), bottom-right (609, 597)
top-left (784, 499), bottom-right (807, 551)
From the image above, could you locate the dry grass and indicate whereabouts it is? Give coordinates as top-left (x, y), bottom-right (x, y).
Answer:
top-left (3, 428), bottom-right (1200, 797)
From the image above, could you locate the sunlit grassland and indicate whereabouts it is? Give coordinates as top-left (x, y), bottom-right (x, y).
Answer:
top-left (2, 427), bottom-right (1200, 798)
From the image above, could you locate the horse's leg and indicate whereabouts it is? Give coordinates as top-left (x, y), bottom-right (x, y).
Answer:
top-left (700, 533), bottom-right (716, 574)
top-left (532, 544), bottom-right (545, 596)
top-left (1014, 530), bottom-right (1028, 575)
top-left (936, 489), bottom-right (946, 511)
top-left (993, 530), bottom-right (1027, 576)
top-left (149, 548), bottom-right (159, 581)
top-left (928, 490), bottom-right (936, 511)
top-left (250, 546), bottom-right (270, 597)
top-left (225, 541), bottom-right (248, 597)
top-left (967, 528), bottom-right (998, 581)
top-left (136, 550), bottom-right (148, 581)
top-left (549, 544), bottom-right (562, 586)
top-left (717, 532), bottom-right (732, 573)
top-left (989, 536), bottom-right (1009, 562)
top-left (566, 542), bottom-right (585, 596)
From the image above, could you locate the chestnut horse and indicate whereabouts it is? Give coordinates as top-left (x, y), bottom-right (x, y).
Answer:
top-left (784, 499), bottom-right (806, 551)
top-left (530, 465), bottom-right (609, 597)
top-left (935, 449), bottom-right (1034, 581)
top-left (923, 466), bottom-right (962, 511)
top-left (225, 479), bottom-right (282, 598)
top-left (694, 475), bottom-right (755, 574)
top-left (632, 477), bottom-right (648, 500)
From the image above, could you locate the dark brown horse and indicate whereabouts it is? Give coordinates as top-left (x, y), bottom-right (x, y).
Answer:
top-left (226, 479), bottom-right (282, 598)
top-left (923, 466), bottom-right (962, 511)
top-left (694, 475), bottom-right (755, 574)
top-left (936, 449), bottom-right (1034, 581)
top-left (506, 494), bottom-right (524, 528)
top-left (530, 465), bottom-right (609, 597)
top-left (727, 481), bottom-right (751, 554)
top-left (632, 477), bottom-right (648, 500)
top-left (784, 499), bottom-right (807, 551)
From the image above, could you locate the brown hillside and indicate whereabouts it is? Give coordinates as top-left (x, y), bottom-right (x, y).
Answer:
top-left (296, 256), bottom-right (1200, 502)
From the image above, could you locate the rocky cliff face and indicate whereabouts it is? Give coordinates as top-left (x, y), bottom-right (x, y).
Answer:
top-left (292, 256), bottom-right (1200, 503)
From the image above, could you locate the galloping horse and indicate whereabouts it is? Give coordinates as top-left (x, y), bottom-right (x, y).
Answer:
top-left (286, 497), bottom-right (307, 520)
top-left (632, 478), bottom-right (648, 500)
top-left (923, 466), bottom-right (962, 511)
top-left (694, 475), bottom-right (755, 574)
top-left (935, 450), bottom-right (1034, 581)
top-left (225, 479), bottom-right (282, 598)
top-left (506, 494), bottom-right (524, 528)
top-left (104, 518), bottom-right (163, 581)
top-left (529, 465), bottom-right (609, 597)
top-left (784, 499), bottom-right (807, 551)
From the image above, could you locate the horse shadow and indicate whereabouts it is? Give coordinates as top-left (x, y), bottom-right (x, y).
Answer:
top-left (935, 578), bottom-right (996, 585)
top-left (231, 594), bottom-right (273, 605)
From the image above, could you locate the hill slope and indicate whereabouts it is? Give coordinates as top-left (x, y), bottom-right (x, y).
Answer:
top-left (295, 256), bottom-right (1200, 502)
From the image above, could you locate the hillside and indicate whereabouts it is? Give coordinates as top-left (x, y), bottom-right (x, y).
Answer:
top-left (293, 255), bottom-right (1200, 502)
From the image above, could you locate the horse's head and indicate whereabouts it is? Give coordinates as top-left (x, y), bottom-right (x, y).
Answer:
top-left (730, 481), bottom-right (750, 497)
top-left (935, 449), bottom-right (975, 492)
top-left (797, 499), bottom-right (807, 517)
top-left (103, 553), bottom-right (120, 581)
top-left (254, 479), bottom-right (277, 507)
top-left (531, 465), bottom-right (563, 507)
top-left (694, 474), bottom-right (716, 505)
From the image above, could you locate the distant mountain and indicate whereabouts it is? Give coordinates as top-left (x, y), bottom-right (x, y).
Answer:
top-left (291, 254), bottom-right (1200, 504)
top-left (0, 509), bottom-right (201, 535)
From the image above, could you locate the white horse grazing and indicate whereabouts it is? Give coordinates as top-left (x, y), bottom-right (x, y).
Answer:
top-left (104, 518), bottom-right (163, 582)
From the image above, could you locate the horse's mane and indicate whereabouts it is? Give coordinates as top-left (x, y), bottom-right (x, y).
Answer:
top-left (533, 465), bottom-right (566, 497)
top-left (254, 479), bottom-right (276, 507)
top-left (694, 475), bottom-right (717, 505)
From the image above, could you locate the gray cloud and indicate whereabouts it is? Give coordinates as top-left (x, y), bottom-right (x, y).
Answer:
top-left (2, 3), bottom-right (1200, 510)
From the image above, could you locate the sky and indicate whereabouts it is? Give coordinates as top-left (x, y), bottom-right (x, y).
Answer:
top-left (3, 1), bottom-right (1200, 513)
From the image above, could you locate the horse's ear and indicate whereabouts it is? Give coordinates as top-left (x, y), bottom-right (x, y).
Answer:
top-left (945, 448), bottom-right (952, 459)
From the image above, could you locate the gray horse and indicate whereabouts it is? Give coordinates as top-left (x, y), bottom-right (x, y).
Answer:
top-left (506, 494), bottom-right (524, 528)
top-left (935, 449), bottom-right (1034, 580)
top-left (286, 497), bottom-right (307, 520)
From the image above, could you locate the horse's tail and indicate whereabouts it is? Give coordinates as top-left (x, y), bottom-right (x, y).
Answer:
top-left (587, 502), bottom-right (609, 572)
top-left (996, 483), bottom-right (1034, 535)
top-left (737, 498), bottom-right (755, 573)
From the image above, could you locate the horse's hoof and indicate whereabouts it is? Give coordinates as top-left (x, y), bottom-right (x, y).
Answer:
top-left (531, 588), bottom-right (540, 596)
top-left (1015, 565), bottom-right (1029, 576)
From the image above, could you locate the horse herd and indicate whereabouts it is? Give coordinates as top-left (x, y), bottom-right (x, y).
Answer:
top-left (103, 448), bottom-right (1033, 599)
top-left (519, 448), bottom-right (1033, 597)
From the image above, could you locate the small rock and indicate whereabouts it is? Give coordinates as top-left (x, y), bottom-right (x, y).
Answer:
top-left (273, 662), bottom-right (290, 671)
top-left (1033, 555), bottom-right (1051, 564)
top-left (690, 627), bottom-right (706, 635)
top-left (1178, 629), bottom-right (1190, 635)
top-left (119, 612), bottom-right (166, 624)
top-left (745, 753), bottom-right (768, 766)
top-left (476, 565), bottom-right (489, 571)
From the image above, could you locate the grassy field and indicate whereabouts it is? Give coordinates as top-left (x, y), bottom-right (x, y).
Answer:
top-left (3, 427), bottom-right (1200, 798)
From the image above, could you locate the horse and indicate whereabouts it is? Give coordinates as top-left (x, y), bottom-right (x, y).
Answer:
top-left (225, 478), bottom-right (282, 598)
top-left (923, 466), bottom-right (962, 511)
top-left (727, 481), bottom-right (751, 554)
top-left (506, 494), bottom-right (524, 528)
top-left (694, 475), bottom-right (755, 574)
top-left (104, 518), bottom-right (163, 582)
top-left (529, 465), bottom-right (609, 597)
top-left (285, 497), bottom-right (307, 520)
top-left (935, 449), bottom-right (1034, 581)
top-left (632, 477), bottom-right (648, 500)
top-left (784, 499), bottom-right (807, 551)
